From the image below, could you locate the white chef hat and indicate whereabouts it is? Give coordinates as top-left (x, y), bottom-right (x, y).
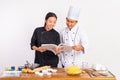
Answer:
top-left (67, 5), bottom-right (80, 21)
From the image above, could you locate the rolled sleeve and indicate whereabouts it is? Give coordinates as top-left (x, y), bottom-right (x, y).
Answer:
top-left (81, 30), bottom-right (88, 54)
top-left (30, 29), bottom-right (37, 50)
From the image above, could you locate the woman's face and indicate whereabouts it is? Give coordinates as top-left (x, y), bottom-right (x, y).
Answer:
top-left (45, 17), bottom-right (57, 31)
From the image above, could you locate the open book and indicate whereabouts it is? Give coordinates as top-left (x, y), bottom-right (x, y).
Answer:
top-left (41, 43), bottom-right (72, 54)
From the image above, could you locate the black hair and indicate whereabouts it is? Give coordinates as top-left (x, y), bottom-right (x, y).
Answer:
top-left (44, 12), bottom-right (57, 27)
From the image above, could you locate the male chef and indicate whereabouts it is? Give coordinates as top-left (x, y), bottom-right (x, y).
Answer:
top-left (59, 5), bottom-right (88, 68)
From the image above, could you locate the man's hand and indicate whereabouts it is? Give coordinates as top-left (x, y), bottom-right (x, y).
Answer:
top-left (72, 45), bottom-right (84, 51)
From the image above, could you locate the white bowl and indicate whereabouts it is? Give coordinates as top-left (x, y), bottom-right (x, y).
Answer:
top-left (42, 70), bottom-right (48, 74)
top-left (46, 72), bottom-right (52, 76)
top-left (51, 69), bottom-right (57, 73)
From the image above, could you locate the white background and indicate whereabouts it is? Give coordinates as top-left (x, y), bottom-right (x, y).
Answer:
top-left (0, 0), bottom-right (120, 79)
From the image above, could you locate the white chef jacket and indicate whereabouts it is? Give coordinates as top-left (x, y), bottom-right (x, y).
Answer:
top-left (59, 23), bottom-right (88, 68)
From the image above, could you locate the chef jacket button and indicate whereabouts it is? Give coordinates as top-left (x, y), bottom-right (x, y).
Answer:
top-left (65, 61), bottom-right (66, 63)
top-left (71, 55), bottom-right (73, 56)
top-left (72, 62), bottom-right (74, 64)
top-left (72, 40), bottom-right (74, 41)
top-left (66, 39), bottom-right (68, 40)
top-left (65, 54), bottom-right (67, 56)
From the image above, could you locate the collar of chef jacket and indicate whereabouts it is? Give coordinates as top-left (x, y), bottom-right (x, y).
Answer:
top-left (65, 23), bottom-right (79, 33)
top-left (64, 23), bottom-right (80, 46)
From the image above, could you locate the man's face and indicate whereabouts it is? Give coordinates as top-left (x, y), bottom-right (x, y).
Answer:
top-left (66, 18), bottom-right (78, 30)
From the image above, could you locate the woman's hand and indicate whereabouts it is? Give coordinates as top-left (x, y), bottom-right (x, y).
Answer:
top-left (72, 45), bottom-right (84, 51)
top-left (54, 48), bottom-right (63, 55)
top-left (32, 46), bottom-right (46, 52)
top-left (37, 47), bottom-right (46, 52)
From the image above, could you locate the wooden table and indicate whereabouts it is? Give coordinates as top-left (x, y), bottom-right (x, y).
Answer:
top-left (0, 68), bottom-right (116, 80)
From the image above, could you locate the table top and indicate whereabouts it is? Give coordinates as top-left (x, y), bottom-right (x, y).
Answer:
top-left (0, 68), bottom-right (116, 80)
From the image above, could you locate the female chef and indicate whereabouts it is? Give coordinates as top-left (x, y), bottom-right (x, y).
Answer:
top-left (31, 12), bottom-right (60, 67)
top-left (59, 6), bottom-right (88, 68)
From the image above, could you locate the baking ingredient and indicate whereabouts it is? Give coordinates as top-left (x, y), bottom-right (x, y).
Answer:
top-left (66, 65), bottom-right (82, 75)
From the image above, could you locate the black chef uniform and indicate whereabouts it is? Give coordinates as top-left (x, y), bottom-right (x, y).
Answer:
top-left (31, 27), bottom-right (60, 67)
